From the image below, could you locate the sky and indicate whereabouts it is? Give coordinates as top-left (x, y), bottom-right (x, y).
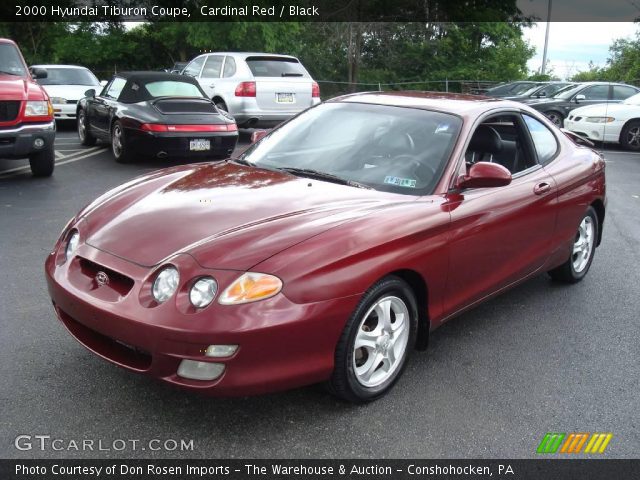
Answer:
top-left (523, 22), bottom-right (638, 79)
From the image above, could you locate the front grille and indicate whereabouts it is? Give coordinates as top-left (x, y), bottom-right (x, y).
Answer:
top-left (78, 257), bottom-right (135, 296)
top-left (66, 100), bottom-right (78, 104)
top-left (56, 306), bottom-right (152, 371)
top-left (0, 101), bottom-right (20, 122)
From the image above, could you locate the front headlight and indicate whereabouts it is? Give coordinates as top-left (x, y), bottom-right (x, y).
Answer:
top-left (585, 116), bottom-right (615, 123)
top-left (65, 231), bottom-right (80, 261)
top-left (218, 272), bottom-right (282, 305)
top-left (49, 97), bottom-right (67, 105)
top-left (189, 277), bottom-right (218, 308)
top-left (152, 266), bottom-right (179, 303)
top-left (25, 100), bottom-right (49, 116)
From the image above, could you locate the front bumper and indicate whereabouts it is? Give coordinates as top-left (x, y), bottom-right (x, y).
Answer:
top-left (0, 121), bottom-right (56, 159)
top-left (52, 102), bottom-right (78, 120)
top-left (45, 241), bottom-right (358, 396)
top-left (564, 119), bottom-right (623, 143)
top-left (124, 128), bottom-right (238, 159)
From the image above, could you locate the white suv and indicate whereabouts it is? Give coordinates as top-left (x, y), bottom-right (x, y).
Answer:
top-left (182, 52), bottom-right (320, 128)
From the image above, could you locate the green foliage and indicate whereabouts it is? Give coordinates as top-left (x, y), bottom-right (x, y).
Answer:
top-left (1, 20), bottom-right (535, 91)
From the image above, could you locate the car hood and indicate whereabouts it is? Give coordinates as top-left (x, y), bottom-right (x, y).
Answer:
top-left (43, 84), bottom-right (96, 101)
top-left (0, 74), bottom-right (45, 101)
top-left (569, 102), bottom-right (638, 117)
top-left (82, 162), bottom-right (412, 270)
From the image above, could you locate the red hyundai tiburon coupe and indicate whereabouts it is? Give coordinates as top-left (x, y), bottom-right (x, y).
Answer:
top-left (46, 92), bottom-right (606, 402)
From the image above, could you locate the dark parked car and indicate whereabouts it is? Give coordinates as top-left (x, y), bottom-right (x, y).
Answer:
top-left (522, 82), bottom-right (640, 127)
top-left (503, 82), bottom-right (574, 102)
top-left (47, 92), bottom-right (606, 402)
top-left (484, 81), bottom-right (541, 98)
top-left (76, 72), bottom-right (238, 163)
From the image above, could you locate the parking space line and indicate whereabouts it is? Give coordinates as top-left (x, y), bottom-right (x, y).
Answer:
top-left (0, 147), bottom-right (105, 177)
top-left (55, 151), bottom-right (66, 159)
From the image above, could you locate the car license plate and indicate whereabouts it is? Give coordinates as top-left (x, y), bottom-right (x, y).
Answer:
top-left (190, 139), bottom-right (210, 151)
top-left (276, 93), bottom-right (295, 103)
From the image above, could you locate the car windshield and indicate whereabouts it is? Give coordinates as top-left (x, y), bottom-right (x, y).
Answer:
top-left (553, 84), bottom-right (589, 100)
top-left (36, 67), bottom-right (99, 85)
top-left (240, 102), bottom-right (461, 195)
top-left (144, 81), bottom-right (204, 98)
top-left (510, 83), bottom-right (537, 95)
top-left (0, 43), bottom-right (27, 77)
top-left (540, 83), bottom-right (572, 96)
top-left (623, 93), bottom-right (640, 105)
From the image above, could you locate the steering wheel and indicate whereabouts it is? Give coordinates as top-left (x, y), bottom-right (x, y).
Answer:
top-left (388, 154), bottom-right (437, 178)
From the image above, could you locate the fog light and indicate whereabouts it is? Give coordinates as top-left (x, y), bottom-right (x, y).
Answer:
top-left (177, 360), bottom-right (225, 381)
top-left (34, 138), bottom-right (45, 148)
top-left (205, 345), bottom-right (238, 358)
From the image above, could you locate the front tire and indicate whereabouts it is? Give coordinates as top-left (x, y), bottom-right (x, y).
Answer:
top-left (29, 146), bottom-right (55, 177)
top-left (620, 120), bottom-right (640, 151)
top-left (544, 110), bottom-right (564, 127)
top-left (548, 207), bottom-right (598, 283)
top-left (77, 110), bottom-right (96, 146)
top-left (328, 276), bottom-right (418, 403)
top-left (111, 121), bottom-right (133, 163)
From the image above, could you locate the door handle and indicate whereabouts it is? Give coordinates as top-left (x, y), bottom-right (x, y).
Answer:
top-left (209, 83), bottom-right (216, 89)
top-left (534, 182), bottom-right (551, 195)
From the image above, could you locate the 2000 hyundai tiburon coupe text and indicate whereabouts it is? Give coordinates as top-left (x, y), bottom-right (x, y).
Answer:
top-left (46, 92), bottom-right (606, 403)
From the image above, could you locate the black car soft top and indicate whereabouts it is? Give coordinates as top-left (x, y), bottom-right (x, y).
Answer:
top-left (116, 71), bottom-right (208, 104)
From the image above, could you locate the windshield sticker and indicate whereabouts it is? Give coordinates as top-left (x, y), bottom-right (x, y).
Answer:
top-left (384, 176), bottom-right (417, 188)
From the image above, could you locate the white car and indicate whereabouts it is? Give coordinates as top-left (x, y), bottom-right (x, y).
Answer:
top-left (182, 52), bottom-right (321, 128)
top-left (565, 93), bottom-right (640, 150)
top-left (30, 65), bottom-right (103, 120)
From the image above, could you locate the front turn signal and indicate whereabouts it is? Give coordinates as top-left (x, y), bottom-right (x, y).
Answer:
top-left (218, 272), bottom-right (282, 305)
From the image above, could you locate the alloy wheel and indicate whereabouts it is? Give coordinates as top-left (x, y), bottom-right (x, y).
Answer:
top-left (352, 296), bottom-right (410, 387)
top-left (573, 216), bottom-right (595, 273)
top-left (112, 124), bottom-right (123, 157)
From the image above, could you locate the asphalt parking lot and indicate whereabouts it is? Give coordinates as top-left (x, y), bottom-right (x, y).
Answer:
top-left (1, 123), bottom-right (638, 459)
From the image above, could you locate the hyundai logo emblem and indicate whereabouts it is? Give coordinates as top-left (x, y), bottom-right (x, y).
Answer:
top-left (95, 271), bottom-right (109, 287)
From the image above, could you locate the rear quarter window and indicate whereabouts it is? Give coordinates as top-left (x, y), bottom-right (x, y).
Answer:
top-left (245, 57), bottom-right (308, 77)
top-left (523, 114), bottom-right (559, 164)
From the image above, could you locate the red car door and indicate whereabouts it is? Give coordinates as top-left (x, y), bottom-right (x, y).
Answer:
top-left (441, 112), bottom-right (559, 319)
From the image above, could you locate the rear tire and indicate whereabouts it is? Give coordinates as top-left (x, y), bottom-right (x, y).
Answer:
top-left (29, 146), bottom-right (55, 177)
top-left (77, 110), bottom-right (96, 146)
top-left (620, 120), bottom-right (640, 151)
top-left (548, 207), bottom-right (598, 283)
top-left (328, 276), bottom-right (418, 403)
top-left (111, 121), bottom-right (133, 164)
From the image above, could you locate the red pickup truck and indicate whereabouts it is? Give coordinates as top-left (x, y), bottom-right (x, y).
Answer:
top-left (0, 38), bottom-right (56, 176)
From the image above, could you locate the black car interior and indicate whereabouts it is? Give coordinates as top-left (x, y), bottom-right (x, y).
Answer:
top-left (465, 114), bottom-right (537, 175)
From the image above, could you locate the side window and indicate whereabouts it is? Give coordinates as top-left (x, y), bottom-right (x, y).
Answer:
top-left (464, 114), bottom-right (536, 175)
top-left (613, 85), bottom-right (637, 100)
top-left (223, 56), bottom-right (236, 78)
top-left (523, 115), bottom-right (558, 165)
top-left (183, 56), bottom-right (205, 77)
top-left (105, 77), bottom-right (126, 99)
top-left (580, 85), bottom-right (609, 100)
top-left (201, 55), bottom-right (224, 78)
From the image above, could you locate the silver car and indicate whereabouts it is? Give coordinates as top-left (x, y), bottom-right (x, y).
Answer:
top-left (182, 52), bottom-right (320, 128)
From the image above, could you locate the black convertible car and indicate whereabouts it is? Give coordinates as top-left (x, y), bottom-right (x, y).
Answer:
top-left (77, 72), bottom-right (238, 163)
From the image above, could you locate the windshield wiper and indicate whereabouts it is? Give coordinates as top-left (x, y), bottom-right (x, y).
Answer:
top-left (229, 157), bottom-right (254, 166)
top-left (0, 70), bottom-right (21, 76)
top-left (278, 167), bottom-right (372, 189)
top-left (281, 72), bottom-right (303, 77)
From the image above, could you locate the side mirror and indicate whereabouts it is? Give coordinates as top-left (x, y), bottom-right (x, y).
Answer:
top-left (250, 129), bottom-right (268, 144)
top-left (100, 80), bottom-right (108, 87)
top-left (574, 94), bottom-right (586, 103)
top-left (84, 89), bottom-right (96, 98)
top-left (31, 67), bottom-right (47, 79)
top-left (456, 162), bottom-right (512, 190)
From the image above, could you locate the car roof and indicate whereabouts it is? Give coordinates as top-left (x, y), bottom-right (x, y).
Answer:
top-left (330, 91), bottom-right (518, 115)
top-left (196, 52), bottom-right (298, 60)
top-left (30, 64), bottom-right (90, 69)
top-left (114, 71), bottom-right (199, 83)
